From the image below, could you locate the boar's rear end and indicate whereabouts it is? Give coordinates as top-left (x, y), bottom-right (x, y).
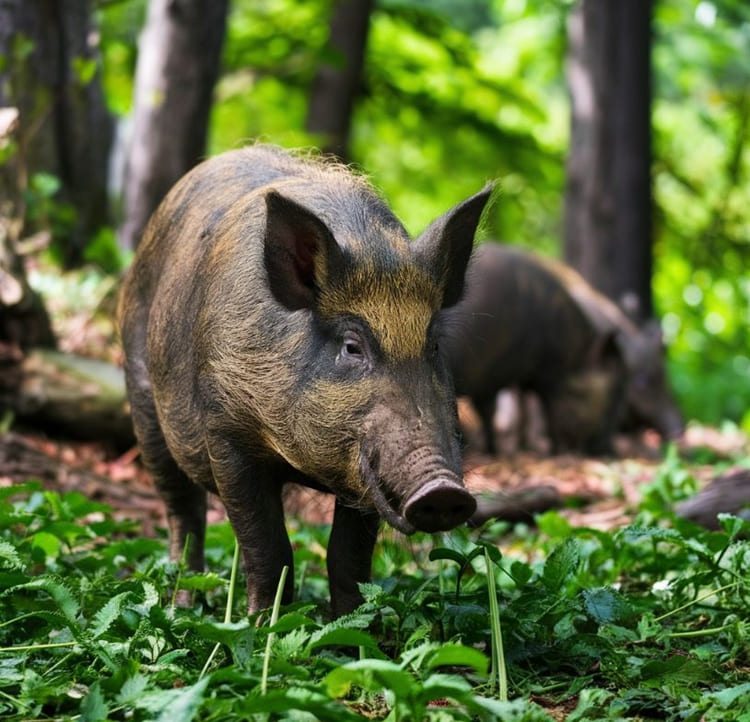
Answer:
top-left (118, 145), bottom-right (492, 616)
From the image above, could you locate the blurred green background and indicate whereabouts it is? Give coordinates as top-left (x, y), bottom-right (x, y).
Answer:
top-left (32, 0), bottom-right (750, 430)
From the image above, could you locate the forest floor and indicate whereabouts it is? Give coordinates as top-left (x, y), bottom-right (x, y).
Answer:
top-left (2, 421), bottom-right (747, 540)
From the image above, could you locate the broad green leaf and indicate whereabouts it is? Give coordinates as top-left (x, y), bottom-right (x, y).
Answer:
top-left (566, 688), bottom-right (615, 722)
top-left (191, 619), bottom-right (253, 646)
top-left (155, 676), bottom-right (209, 722)
top-left (116, 673), bottom-right (149, 705)
top-left (710, 681), bottom-right (750, 709)
top-left (325, 659), bottom-right (415, 699)
top-left (509, 560), bottom-right (533, 586)
top-left (542, 538), bottom-right (581, 591)
top-left (29, 531), bottom-right (62, 559)
top-left (617, 525), bottom-right (683, 546)
top-left (465, 695), bottom-right (556, 721)
top-left (639, 656), bottom-right (712, 686)
top-left (79, 681), bottom-right (108, 722)
top-left (419, 672), bottom-right (473, 703)
top-left (583, 587), bottom-right (634, 624)
top-left (425, 643), bottom-right (488, 676)
top-left (536, 511), bottom-right (573, 538)
top-left (357, 581), bottom-right (385, 602)
top-left (718, 513), bottom-right (750, 538)
top-left (176, 572), bottom-right (226, 592)
top-left (265, 612), bottom-right (317, 634)
top-left (476, 542), bottom-right (502, 565)
top-left (273, 627), bottom-right (312, 662)
top-left (307, 627), bottom-right (380, 651)
top-left (240, 687), bottom-right (361, 720)
top-left (443, 603), bottom-right (489, 634)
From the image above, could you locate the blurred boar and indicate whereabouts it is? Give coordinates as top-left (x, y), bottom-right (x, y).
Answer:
top-left (445, 244), bottom-right (683, 455)
top-left (444, 245), bottom-right (627, 455)
top-left (118, 145), bottom-right (492, 616)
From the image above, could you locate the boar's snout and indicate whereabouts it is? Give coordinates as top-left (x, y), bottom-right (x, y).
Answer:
top-left (403, 479), bottom-right (477, 533)
top-left (658, 408), bottom-right (685, 440)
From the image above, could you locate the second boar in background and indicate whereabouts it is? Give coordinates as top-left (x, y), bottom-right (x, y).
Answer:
top-left (444, 244), bottom-right (682, 455)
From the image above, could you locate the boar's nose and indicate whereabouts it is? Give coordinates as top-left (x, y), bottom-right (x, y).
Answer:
top-left (403, 480), bottom-right (477, 533)
top-left (661, 413), bottom-right (685, 439)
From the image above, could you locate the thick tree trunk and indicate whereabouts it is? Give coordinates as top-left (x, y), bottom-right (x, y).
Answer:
top-left (564, 0), bottom-right (653, 320)
top-left (119, 0), bottom-right (229, 252)
top-left (305, 0), bottom-right (374, 162)
top-left (0, 0), bottom-right (113, 267)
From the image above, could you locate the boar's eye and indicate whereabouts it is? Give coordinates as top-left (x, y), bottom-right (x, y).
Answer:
top-left (338, 331), bottom-right (368, 366)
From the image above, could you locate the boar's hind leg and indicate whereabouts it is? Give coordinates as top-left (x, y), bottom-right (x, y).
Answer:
top-left (475, 396), bottom-right (498, 455)
top-left (129, 390), bottom-right (207, 572)
top-left (327, 501), bottom-right (379, 617)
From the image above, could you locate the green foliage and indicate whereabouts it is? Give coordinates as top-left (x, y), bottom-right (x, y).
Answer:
top-left (1, 459), bottom-right (750, 720)
top-left (653, 0), bottom-right (750, 427)
top-left (91, 0), bottom-right (750, 424)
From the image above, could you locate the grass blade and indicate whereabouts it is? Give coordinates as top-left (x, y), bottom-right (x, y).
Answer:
top-left (261, 565), bottom-right (289, 695)
top-left (485, 547), bottom-right (507, 701)
top-left (199, 539), bottom-right (241, 679)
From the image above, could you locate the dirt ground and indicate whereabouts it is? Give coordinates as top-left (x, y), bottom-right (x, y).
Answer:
top-left (2, 419), bottom-right (745, 539)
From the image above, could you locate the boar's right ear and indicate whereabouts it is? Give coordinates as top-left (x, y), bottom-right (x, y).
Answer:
top-left (263, 191), bottom-right (344, 310)
top-left (412, 183), bottom-right (494, 308)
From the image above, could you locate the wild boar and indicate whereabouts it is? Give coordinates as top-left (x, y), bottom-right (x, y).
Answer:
top-left (444, 244), bottom-right (627, 455)
top-left (445, 244), bottom-right (683, 455)
top-left (118, 145), bottom-right (492, 616)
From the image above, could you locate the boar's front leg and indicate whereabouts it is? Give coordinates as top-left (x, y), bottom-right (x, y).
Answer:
top-left (208, 437), bottom-right (294, 613)
top-left (327, 501), bottom-right (380, 617)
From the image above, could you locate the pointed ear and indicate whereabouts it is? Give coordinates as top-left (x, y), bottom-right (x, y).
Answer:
top-left (263, 191), bottom-right (343, 310)
top-left (586, 330), bottom-right (625, 369)
top-left (413, 183), bottom-right (495, 308)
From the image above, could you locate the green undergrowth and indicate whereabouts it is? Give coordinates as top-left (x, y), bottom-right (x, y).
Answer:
top-left (0, 454), bottom-right (749, 721)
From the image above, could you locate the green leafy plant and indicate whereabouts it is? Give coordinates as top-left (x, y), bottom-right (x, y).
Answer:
top-left (0, 470), bottom-right (748, 720)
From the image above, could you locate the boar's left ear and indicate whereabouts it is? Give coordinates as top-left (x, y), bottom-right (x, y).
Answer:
top-left (263, 191), bottom-right (344, 310)
top-left (413, 183), bottom-right (495, 308)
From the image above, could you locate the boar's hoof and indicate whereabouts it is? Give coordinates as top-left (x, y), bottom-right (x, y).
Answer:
top-left (403, 480), bottom-right (477, 533)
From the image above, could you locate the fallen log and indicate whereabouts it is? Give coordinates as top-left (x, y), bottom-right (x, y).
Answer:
top-left (675, 469), bottom-right (750, 529)
top-left (468, 484), bottom-right (562, 527)
top-left (1, 348), bottom-right (134, 448)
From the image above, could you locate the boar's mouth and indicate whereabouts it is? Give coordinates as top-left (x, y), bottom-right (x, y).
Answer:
top-left (359, 450), bottom-right (417, 535)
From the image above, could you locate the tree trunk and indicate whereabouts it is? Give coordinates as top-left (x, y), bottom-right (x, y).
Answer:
top-left (305, 0), bottom-right (374, 162)
top-left (0, 0), bottom-right (113, 267)
top-left (563, 0), bottom-right (653, 320)
top-left (119, 0), bottom-right (229, 252)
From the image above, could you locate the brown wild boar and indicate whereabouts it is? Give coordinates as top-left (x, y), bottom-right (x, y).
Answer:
top-left (118, 145), bottom-right (492, 616)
